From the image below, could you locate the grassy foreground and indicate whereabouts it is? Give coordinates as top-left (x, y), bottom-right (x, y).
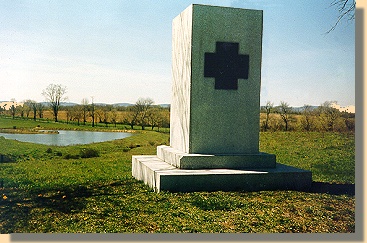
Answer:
top-left (0, 117), bottom-right (355, 233)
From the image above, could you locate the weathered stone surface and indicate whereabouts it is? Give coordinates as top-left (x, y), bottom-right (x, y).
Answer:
top-left (170, 5), bottom-right (193, 154)
top-left (170, 4), bottom-right (263, 155)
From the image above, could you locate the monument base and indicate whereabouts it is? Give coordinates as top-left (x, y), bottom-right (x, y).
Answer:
top-left (132, 154), bottom-right (312, 193)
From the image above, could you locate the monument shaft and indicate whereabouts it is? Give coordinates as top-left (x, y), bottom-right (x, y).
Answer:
top-left (170, 4), bottom-right (263, 154)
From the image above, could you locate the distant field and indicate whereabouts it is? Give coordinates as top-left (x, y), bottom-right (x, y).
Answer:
top-left (3, 105), bottom-right (355, 133)
top-left (0, 117), bottom-right (355, 233)
top-left (0, 115), bottom-right (169, 133)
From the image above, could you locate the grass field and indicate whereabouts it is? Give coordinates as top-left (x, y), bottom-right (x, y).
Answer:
top-left (0, 117), bottom-right (355, 233)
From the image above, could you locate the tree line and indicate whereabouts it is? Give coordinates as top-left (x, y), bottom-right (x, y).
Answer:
top-left (260, 101), bottom-right (355, 132)
top-left (60, 97), bottom-right (170, 131)
top-left (1, 84), bottom-right (170, 131)
top-left (1, 84), bottom-right (354, 133)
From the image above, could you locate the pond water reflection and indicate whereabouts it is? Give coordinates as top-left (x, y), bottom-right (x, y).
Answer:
top-left (0, 130), bottom-right (133, 146)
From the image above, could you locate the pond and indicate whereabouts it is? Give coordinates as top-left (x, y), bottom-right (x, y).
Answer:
top-left (0, 130), bottom-right (133, 146)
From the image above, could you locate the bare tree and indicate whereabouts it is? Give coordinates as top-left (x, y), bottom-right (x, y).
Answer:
top-left (65, 106), bottom-right (72, 124)
top-left (126, 98), bottom-right (154, 130)
top-left (110, 109), bottom-right (118, 127)
top-left (95, 107), bottom-right (104, 124)
top-left (126, 107), bottom-right (140, 130)
top-left (262, 101), bottom-right (273, 131)
top-left (327, 0), bottom-right (355, 33)
top-left (9, 98), bottom-right (16, 119)
top-left (24, 100), bottom-right (38, 121)
top-left (18, 104), bottom-right (25, 119)
top-left (10, 106), bottom-right (16, 119)
top-left (146, 107), bottom-right (165, 131)
top-left (23, 100), bottom-right (32, 118)
top-left (101, 105), bottom-right (111, 127)
top-left (301, 105), bottom-right (315, 131)
top-left (72, 105), bottom-right (84, 126)
top-left (276, 101), bottom-right (292, 131)
top-left (42, 84), bottom-right (67, 122)
top-left (90, 97), bottom-right (95, 127)
top-left (81, 98), bottom-right (89, 125)
top-left (317, 101), bottom-right (340, 131)
top-left (135, 98), bottom-right (154, 130)
top-left (36, 102), bottom-right (45, 119)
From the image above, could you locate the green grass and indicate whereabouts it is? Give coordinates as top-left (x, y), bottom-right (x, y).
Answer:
top-left (260, 132), bottom-right (355, 183)
top-left (0, 117), bottom-right (355, 233)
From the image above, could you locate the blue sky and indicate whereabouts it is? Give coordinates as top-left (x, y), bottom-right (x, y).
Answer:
top-left (0, 0), bottom-right (355, 106)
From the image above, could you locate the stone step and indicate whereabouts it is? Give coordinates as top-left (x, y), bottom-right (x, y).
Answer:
top-left (156, 145), bottom-right (276, 169)
top-left (132, 155), bottom-right (312, 192)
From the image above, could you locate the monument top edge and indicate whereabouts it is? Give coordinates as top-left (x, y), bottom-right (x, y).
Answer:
top-left (173, 4), bottom-right (263, 23)
top-left (188, 3), bottom-right (263, 12)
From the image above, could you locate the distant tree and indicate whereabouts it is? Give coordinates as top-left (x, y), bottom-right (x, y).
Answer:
top-left (317, 101), bottom-right (341, 131)
top-left (276, 101), bottom-right (292, 131)
top-left (135, 98), bottom-right (154, 130)
top-left (36, 102), bottom-right (45, 119)
top-left (146, 107), bottom-right (165, 131)
top-left (262, 101), bottom-right (273, 131)
top-left (126, 107), bottom-right (140, 130)
top-left (65, 106), bottom-right (73, 124)
top-left (23, 100), bottom-right (32, 118)
top-left (42, 84), bottom-right (67, 122)
top-left (24, 100), bottom-right (37, 120)
top-left (90, 97), bottom-right (95, 127)
top-left (81, 98), bottom-right (89, 125)
top-left (301, 105), bottom-right (316, 131)
top-left (94, 107), bottom-right (104, 124)
top-left (127, 98), bottom-right (154, 130)
top-left (327, 0), bottom-right (355, 33)
top-left (10, 104), bottom-right (16, 119)
top-left (9, 98), bottom-right (16, 119)
top-left (161, 107), bottom-right (170, 128)
top-left (110, 109), bottom-right (118, 127)
top-left (72, 105), bottom-right (84, 126)
top-left (17, 105), bottom-right (25, 119)
top-left (101, 105), bottom-right (111, 127)
top-left (341, 111), bottom-right (355, 132)
top-left (30, 101), bottom-right (37, 121)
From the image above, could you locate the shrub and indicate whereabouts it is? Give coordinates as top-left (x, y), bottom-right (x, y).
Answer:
top-left (129, 144), bottom-right (141, 149)
top-left (80, 148), bottom-right (99, 158)
top-left (46, 148), bottom-right (53, 154)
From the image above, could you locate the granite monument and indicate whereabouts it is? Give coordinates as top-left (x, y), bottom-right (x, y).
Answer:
top-left (132, 4), bottom-right (312, 192)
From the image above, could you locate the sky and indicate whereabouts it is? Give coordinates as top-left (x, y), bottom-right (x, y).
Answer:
top-left (0, 0), bottom-right (355, 107)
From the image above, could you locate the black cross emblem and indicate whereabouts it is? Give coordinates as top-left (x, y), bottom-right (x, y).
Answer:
top-left (204, 42), bottom-right (249, 90)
